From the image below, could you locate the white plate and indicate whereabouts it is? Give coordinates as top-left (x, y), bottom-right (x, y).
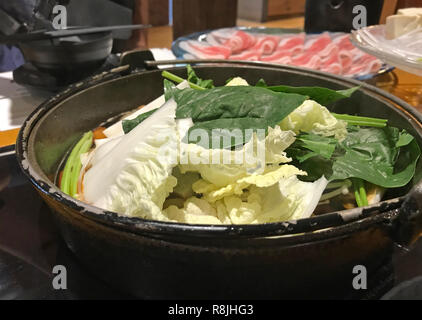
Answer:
top-left (351, 25), bottom-right (422, 76)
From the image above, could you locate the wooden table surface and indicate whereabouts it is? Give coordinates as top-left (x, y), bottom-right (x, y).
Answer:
top-left (1, 16), bottom-right (422, 148)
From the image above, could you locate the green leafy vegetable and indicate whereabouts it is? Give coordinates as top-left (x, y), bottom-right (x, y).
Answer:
top-left (168, 86), bottom-right (307, 148)
top-left (163, 78), bottom-right (177, 101)
top-left (122, 109), bottom-right (156, 134)
top-left (396, 130), bottom-right (415, 147)
top-left (187, 64), bottom-right (214, 89)
top-left (121, 78), bottom-right (182, 134)
top-left (263, 85), bottom-right (360, 105)
top-left (187, 118), bottom-right (271, 149)
top-left (255, 78), bottom-right (267, 87)
top-left (289, 126), bottom-right (421, 188)
top-left (330, 127), bottom-right (420, 188)
top-left (172, 86), bottom-right (307, 123)
top-left (288, 132), bottom-right (337, 162)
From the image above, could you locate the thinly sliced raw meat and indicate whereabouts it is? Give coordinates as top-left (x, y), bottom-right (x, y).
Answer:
top-left (344, 64), bottom-right (368, 76)
top-left (304, 32), bottom-right (332, 54)
top-left (261, 45), bottom-right (303, 62)
top-left (223, 30), bottom-right (256, 54)
top-left (270, 56), bottom-right (292, 65)
top-left (321, 47), bottom-right (341, 66)
top-left (260, 48), bottom-right (295, 61)
top-left (348, 47), bottom-right (367, 61)
top-left (367, 58), bottom-right (383, 73)
top-left (355, 55), bottom-right (382, 73)
top-left (291, 51), bottom-right (322, 69)
top-left (252, 35), bottom-right (280, 55)
top-left (332, 33), bottom-right (355, 51)
top-left (229, 49), bottom-right (262, 61)
top-left (177, 29), bottom-right (384, 77)
top-left (320, 52), bottom-right (343, 75)
top-left (349, 48), bottom-right (376, 64)
top-left (345, 56), bottom-right (383, 76)
top-left (260, 34), bottom-right (305, 62)
top-left (179, 40), bottom-right (231, 59)
top-left (321, 63), bottom-right (343, 75)
top-left (206, 28), bottom-right (237, 46)
top-left (339, 50), bottom-right (354, 73)
top-left (318, 42), bottom-right (339, 58)
top-left (277, 33), bottom-right (305, 50)
top-left (347, 48), bottom-right (383, 74)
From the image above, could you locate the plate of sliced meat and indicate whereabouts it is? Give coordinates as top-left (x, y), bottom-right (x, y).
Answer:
top-left (172, 27), bottom-right (393, 80)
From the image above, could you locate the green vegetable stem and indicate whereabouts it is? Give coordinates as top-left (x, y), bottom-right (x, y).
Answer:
top-left (162, 70), bottom-right (206, 91)
top-left (60, 131), bottom-right (93, 197)
top-left (331, 113), bottom-right (388, 128)
top-left (352, 179), bottom-right (368, 207)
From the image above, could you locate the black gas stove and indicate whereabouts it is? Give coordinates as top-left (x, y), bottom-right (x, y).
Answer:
top-left (11, 49), bottom-right (155, 92)
top-left (12, 54), bottom-right (121, 91)
top-left (1, 145), bottom-right (422, 300)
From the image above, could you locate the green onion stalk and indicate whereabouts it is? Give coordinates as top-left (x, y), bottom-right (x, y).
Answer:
top-left (162, 71), bottom-right (205, 91)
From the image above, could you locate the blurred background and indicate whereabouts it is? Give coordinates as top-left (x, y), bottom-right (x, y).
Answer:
top-left (0, 0), bottom-right (421, 138)
top-left (2, 0), bottom-right (422, 72)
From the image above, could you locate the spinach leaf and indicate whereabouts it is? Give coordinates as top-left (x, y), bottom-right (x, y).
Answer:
top-left (170, 86), bottom-right (307, 148)
top-left (290, 127), bottom-right (421, 188)
top-left (292, 155), bottom-right (334, 182)
top-left (290, 132), bottom-right (337, 161)
top-left (164, 79), bottom-right (177, 101)
top-left (330, 127), bottom-right (421, 188)
top-left (187, 65), bottom-right (214, 89)
top-left (187, 118), bottom-right (270, 149)
top-left (396, 130), bottom-right (415, 147)
top-left (255, 78), bottom-right (267, 87)
top-left (122, 109), bottom-right (156, 134)
top-left (123, 78), bottom-right (177, 134)
top-left (287, 133), bottom-right (338, 180)
top-left (173, 86), bottom-right (307, 123)
top-left (263, 85), bottom-right (359, 105)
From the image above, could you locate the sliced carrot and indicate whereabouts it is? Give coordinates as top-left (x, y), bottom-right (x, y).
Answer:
top-left (92, 127), bottom-right (107, 140)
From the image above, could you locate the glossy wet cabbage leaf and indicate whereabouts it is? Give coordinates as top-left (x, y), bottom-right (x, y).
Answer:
top-left (279, 99), bottom-right (348, 141)
top-left (83, 99), bottom-right (179, 220)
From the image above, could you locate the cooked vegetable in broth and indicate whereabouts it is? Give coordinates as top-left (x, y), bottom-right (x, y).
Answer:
top-left (58, 66), bottom-right (421, 224)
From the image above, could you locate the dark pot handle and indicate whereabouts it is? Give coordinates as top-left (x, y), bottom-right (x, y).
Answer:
top-left (120, 49), bottom-right (157, 71)
top-left (394, 183), bottom-right (422, 247)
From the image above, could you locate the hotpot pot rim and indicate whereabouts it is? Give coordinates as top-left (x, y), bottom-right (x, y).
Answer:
top-left (15, 62), bottom-right (422, 243)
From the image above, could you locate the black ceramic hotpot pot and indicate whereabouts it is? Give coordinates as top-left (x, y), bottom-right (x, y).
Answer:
top-left (16, 62), bottom-right (422, 299)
